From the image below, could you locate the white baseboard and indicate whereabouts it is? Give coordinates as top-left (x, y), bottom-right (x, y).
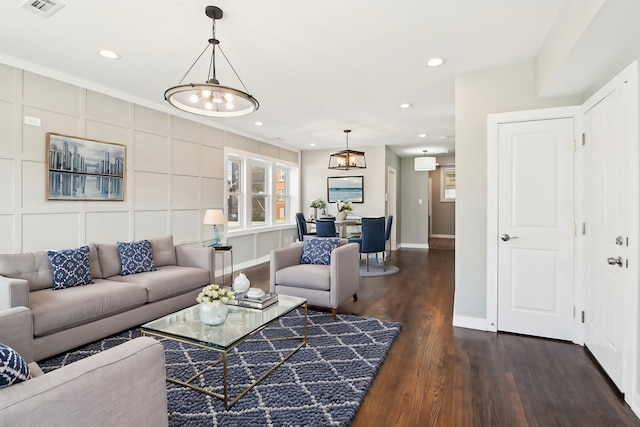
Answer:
top-left (452, 315), bottom-right (491, 331)
top-left (398, 243), bottom-right (429, 249)
top-left (431, 234), bottom-right (455, 239)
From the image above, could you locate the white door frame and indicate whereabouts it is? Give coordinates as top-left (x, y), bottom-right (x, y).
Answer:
top-left (387, 166), bottom-right (397, 250)
top-left (486, 106), bottom-right (581, 340)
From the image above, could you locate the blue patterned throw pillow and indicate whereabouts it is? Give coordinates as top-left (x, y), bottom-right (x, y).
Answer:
top-left (0, 342), bottom-right (30, 389)
top-left (117, 240), bottom-right (157, 276)
top-left (301, 238), bottom-right (340, 265)
top-left (46, 246), bottom-right (93, 290)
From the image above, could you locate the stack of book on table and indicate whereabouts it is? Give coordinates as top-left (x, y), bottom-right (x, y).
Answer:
top-left (228, 288), bottom-right (278, 309)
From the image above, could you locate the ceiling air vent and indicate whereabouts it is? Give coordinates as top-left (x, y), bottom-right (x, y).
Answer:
top-left (20, 0), bottom-right (65, 18)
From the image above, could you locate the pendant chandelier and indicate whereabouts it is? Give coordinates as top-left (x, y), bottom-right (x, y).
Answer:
top-left (414, 150), bottom-right (437, 171)
top-left (328, 130), bottom-right (367, 170)
top-left (164, 5), bottom-right (259, 117)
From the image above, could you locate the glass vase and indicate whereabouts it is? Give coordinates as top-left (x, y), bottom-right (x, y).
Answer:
top-left (198, 301), bottom-right (229, 326)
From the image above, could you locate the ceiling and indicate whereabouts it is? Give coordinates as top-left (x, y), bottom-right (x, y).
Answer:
top-left (1, 0), bottom-right (638, 158)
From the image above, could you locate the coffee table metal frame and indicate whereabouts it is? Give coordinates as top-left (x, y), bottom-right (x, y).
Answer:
top-left (141, 298), bottom-right (307, 409)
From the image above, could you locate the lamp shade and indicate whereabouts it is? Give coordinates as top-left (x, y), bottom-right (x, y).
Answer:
top-left (414, 156), bottom-right (437, 171)
top-left (203, 209), bottom-right (225, 225)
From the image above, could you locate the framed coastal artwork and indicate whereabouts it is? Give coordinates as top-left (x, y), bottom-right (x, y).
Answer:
top-left (46, 133), bottom-right (126, 201)
top-left (327, 175), bottom-right (364, 203)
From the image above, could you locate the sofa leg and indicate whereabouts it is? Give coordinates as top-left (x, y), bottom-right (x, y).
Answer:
top-left (353, 293), bottom-right (358, 302)
top-left (331, 308), bottom-right (337, 321)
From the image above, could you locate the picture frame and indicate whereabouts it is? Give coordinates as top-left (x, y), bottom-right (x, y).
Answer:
top-left (46, 133), bottom-right (126, 201)
top-left (327, 176), bottom-right (364, 203)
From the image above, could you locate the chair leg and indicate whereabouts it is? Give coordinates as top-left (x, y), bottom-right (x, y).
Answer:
top-left (366, 255), bottom-right (369, 272)
top-left (331, 308), bottom-right (337, 321)
top-left (353, 293), bottom-right (358, 302)
top-left (382, 252), bottom-right (385, 272)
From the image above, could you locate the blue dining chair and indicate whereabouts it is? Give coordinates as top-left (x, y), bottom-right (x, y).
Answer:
top-left (315, 218), bottom-right (337, 237)
top-left (295, 213), bottom-right (316, 242)
top-left (384, 215), bottom-right (393, 255)
top-left (348, 217), bottom-right (386, 271)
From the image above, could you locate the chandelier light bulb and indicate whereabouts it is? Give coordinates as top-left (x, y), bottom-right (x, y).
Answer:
top-left (189, 94), bottom-right (199, 103)
top-left (205, 100), bottom-right (214, 110)
top-left (201, 89), bottom-right (212, 98)
top-left (226, 102), bottom-right (234, 109)
top-left (223, 93), bottom-right (234, 102)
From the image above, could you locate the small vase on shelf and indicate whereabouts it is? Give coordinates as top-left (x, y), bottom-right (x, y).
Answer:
top-left (198, 301), bottom-right (229, 326)
top-left (338, 211), bottom-right (348, 221)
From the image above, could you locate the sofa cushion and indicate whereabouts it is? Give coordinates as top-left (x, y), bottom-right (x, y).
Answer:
top-left (87, 243), bottom-right (103, 280)
top-left (107, 265), bottom-right (209, 303)
top-left (0, 342), bottom-right (30, 388)
top-left (301, 238), bottom-right (340, 265)
top-left (0, 251), bottom-right (53, 292)
top-left (276, 264), bottom-right (331, 291)
top-left (97, 244), bottom-right (121, 278)
top-left (117, 240), bottom-right (157, 276)
top-left (29, 279), bottom-right (148, 337)
top-left (46, 246), bottom-right (93, 290)
top-left (150, 236), bottom-right (177, 267)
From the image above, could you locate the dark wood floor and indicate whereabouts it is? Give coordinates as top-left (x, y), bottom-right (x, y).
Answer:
top-left (232, 248), bottom-right (640, 427)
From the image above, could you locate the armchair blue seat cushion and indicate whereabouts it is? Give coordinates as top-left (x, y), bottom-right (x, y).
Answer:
top-left (301, 238), bottom-right (340, 265)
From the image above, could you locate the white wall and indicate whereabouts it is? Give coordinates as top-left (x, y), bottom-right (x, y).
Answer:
top-left (454, 62), bottom-right (581, 320)
top-left (0, 63), bottom-right (298, 268)
top-left (300, 146), bottom-right (387, 218)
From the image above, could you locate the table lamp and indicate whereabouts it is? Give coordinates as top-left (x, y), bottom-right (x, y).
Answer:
top-left (203, 209), bottom-right (225, 246)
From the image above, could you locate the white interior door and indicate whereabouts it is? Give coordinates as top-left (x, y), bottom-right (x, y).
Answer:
top-left (583, 81), bottom-right (635, 393)
top-left (497, 118), bottom-right (575, 340)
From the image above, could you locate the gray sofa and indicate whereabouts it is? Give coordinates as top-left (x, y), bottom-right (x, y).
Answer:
top-left (0, 306), bottom-right (169, 427)
top-left (0, 236), bottom-right (214, 361)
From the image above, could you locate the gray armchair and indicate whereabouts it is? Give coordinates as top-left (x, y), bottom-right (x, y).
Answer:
top-left (270, 239), bottom-right (360, 320)
top-left (0, 306), bottom-right (169, 427)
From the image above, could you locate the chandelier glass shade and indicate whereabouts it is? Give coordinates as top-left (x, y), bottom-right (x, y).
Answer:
top-left (164, 6), bottom-right (259, 118)
top-left (328, 130), bottom-right (367, 170)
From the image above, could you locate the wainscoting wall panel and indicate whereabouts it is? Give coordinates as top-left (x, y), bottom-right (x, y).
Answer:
top-left (0, 62), bottom-right (298, 266)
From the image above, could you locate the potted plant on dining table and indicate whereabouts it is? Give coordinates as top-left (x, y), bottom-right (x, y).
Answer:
top-left (336, 200), bottom-right (353, 221)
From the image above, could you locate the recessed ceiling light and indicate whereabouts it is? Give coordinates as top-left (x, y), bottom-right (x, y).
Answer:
top-left (98, 49), bottom-right (120, 60)
top-left (309, 143), bottom-right (316, 147)
top-left (399, 103), bottom-right (412, 109)
top-left (425, 57), bottom-right (446, 67)
top-left (419, 134), bottom-right (427, 138)
top-left (254, 121), bottom-right (263, 126)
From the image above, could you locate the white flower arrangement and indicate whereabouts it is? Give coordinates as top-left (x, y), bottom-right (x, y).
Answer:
top-left (309, 198), bottom-right (327, 210)
top-left (196, 284), bottom-right (235, 304)
top-left (336, 200), bottom-right (354, 212)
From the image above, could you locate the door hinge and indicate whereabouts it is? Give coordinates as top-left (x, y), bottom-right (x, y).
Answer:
top-left (582, 222), bottom-right (586, 235)
top-left (626, 259), bottom-right (629, 268)
top-left (581, 311), bottom-right (585, 323)
top-left (582, 133), bottom-right (586, 145)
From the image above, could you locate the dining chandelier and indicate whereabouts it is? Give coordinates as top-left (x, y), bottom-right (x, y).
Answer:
top-left (328, 130), bottom-right (367, 170)
top-left (164, 5), bottom-right (259, 117)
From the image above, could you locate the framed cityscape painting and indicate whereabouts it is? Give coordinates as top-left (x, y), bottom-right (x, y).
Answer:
top-left (46, 133), bottom-right (126, 201)
top-left (327, 175), bottom-right (364, 203)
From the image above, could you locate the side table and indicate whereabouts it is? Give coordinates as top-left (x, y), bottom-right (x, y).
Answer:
top-left (210, 245), bottom-right (233, 285)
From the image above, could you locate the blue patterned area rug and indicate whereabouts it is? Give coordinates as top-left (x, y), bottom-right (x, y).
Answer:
top-left (39, 309), bottom-right (402, 427)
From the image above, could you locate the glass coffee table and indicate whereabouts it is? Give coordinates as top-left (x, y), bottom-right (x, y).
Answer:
top-left (141, 294), bottom-right (307, 409)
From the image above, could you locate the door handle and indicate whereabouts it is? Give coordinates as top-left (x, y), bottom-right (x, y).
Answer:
top-left (500, 234), bottom-right (518, 242)
top-left (607, 256), bottom-right (623, 267)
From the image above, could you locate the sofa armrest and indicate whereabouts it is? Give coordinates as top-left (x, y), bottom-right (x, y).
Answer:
top-left (0, 276), bottom-right (29, 311)
top-left (330, 242), bottom-right (360, 307)
top-left (175, 245), bottom-right (215, 283)
top-left (0, 337), bottom-right (169, 427)
top-left (270, 243), bottom-right (304, 292)
top-left (0, 306), bottom-right (34, 363)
